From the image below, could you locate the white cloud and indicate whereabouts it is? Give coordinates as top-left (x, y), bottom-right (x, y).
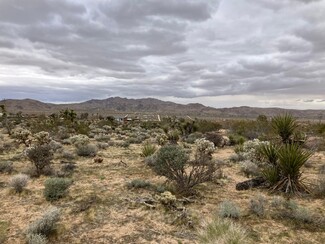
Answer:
top-left (0, 0), bottom-right (324, 109)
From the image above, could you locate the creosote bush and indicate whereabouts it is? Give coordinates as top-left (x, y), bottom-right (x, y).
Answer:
top-left (44, 178), bottom-right (72, 201)
top-left (151, 145), bottom-right (218, 195)
top-left (26, 145), bottom-right (53, 177)
top-left (9, 174), bottom-right (29, 193)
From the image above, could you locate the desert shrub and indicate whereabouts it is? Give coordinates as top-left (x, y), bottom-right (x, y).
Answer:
top-left (96, 142), bottom-right (109, 150)
top-left (167, 129), bottom-right (180, 144)
top-left (27, 233), bottom-right (47, 244)
top-left (116, 141), bottom-right (130, 148)
top-left (9, 174), bottom-right (29, 193)
top-left (313, 173), bottom-right (325, 197)
top-left (292, 206), bottom-right (313, 223)
top-left (70, 134), bottom-right (90, 147)
top-left (157, 191), bottom-right (177, 207)
top-left (272, 114), bottom-right (298, 144)
top-left (229, 153), bottom-right (245, 163)
top-left (229, 134), bottom-right (246, 145)
top-left (26, 145), bottom-right (53, 177)
top-left (127, 136), bottom-right (146, 144)
top-left (240, 161), bottom-right (259, 178)
top-left (156, 134), bottom-right (168, 146)
top-left (127, 179), bottom-right (152, 189)
top-left (11, 128), bottom-right (31, 146)
top-left (26, 207), bottom-right (60, 237)
top-left (240, 139), bottom-right (269, 163)
top-left (76, 144), bottom-right (97, 157)
top-left (144, 154), bottom-right (157, 166)
top-left (196, 120), bottom-right (222, 133)
top-left (204, 132), bottom-right (224, 147)
top-left (141, 143), bottom-right (157, 157)
top-left (44, 178), bottom-right (72, 201)
top-left (57, 162), bottom-right (77, 177)
top-left (185, 132), bottom-right (203, 144)
top-left (195, 138), bottom-right (215, 158)
top-left (0, 141), bottom-right (13, 154)
top-left (34, 131), bottom-right (51, 145)
top-left (227, 119), bottom-right (261, 140)
top-left (94, 133), bottom-right (110, 142)
top-left (219, 200), bottom-right (240, 219)
top-left (151, 145), bottom-right (217, 195)
top-left (199, 218), bottom-right (248, 244)
top-left (0, 161), bottom-right (13, 174)
top-left (270, 196), bottom-right (286, 208)
top-left (249, 195), bottom-right (267, 217)
top-left (60, 150), bottom-right (76, 160)
top-left (48, 140), bottom-right (62, 152)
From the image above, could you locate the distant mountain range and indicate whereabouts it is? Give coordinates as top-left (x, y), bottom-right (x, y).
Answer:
top-left (1, 97), bottom-right (324, 119)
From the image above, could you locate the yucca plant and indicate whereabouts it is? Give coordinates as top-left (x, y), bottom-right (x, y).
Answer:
top-left (259, 143), bottom-right (279, 166)
top-left (271, 114), bottom-right (298, 144)
top-left (273, 144), bottom-right (312, 194)
top-left (140, 143), bottom-right (157, 157)
top-left (259, 143), bottom-right (281, 186)
top-left (262, 166), bottom-right (280, 186)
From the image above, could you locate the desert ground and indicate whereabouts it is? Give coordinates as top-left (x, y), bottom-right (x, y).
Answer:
top-left (0, 116), bottom-right (324, 244)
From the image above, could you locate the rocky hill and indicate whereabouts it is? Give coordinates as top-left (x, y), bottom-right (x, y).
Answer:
top-left (1, 97), bottom-right (324, 119)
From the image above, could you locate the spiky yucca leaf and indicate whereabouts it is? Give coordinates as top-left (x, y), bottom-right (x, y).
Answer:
top-left (273, 144), bottom-right (312, 194)
top-left (140, 143), bottom-right (157, 157)
top-left (259, 143), bottom-right (279, 166)
top-left (271, 114), bottom-right (298, 144)
top-left (262, 166), bottom-right (280, 186)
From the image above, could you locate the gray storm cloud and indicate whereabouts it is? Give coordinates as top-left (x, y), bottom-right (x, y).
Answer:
top-left (0, 0), bottom-right (324, 108)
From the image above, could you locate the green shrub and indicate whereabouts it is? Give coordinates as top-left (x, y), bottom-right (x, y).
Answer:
top-left (196, 120), bottom-right (222, 133)
top-left (44, 178), bottom-right (72, 201)
top-left (167, 129), bottom-right (180, 144)
top-left (76, 144), bottom-right (97, 157)
top-left (26, 207), bottom-right (60, 237)
top-left (199, 218), bottom-right (247, 244)
top-left (140, 143), bottom-right (157, 157)
top-left (152, 145), bottom-right (217, 195)
top-left (219, 200), bottom-right (240, 219)
top-left (127, 179), bottom-right (152, 189)
top-left (229, 134), bottom-right (246, 145)
top-left (26, 145), bottom-right (53, 177)
top-left (0, 161), bottom-right (13, 174)
top-left (9, 174), bottom-right (29, 193)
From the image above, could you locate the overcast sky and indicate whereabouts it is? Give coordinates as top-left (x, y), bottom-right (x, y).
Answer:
top-left (0, 0), bottom-right (325, 109)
